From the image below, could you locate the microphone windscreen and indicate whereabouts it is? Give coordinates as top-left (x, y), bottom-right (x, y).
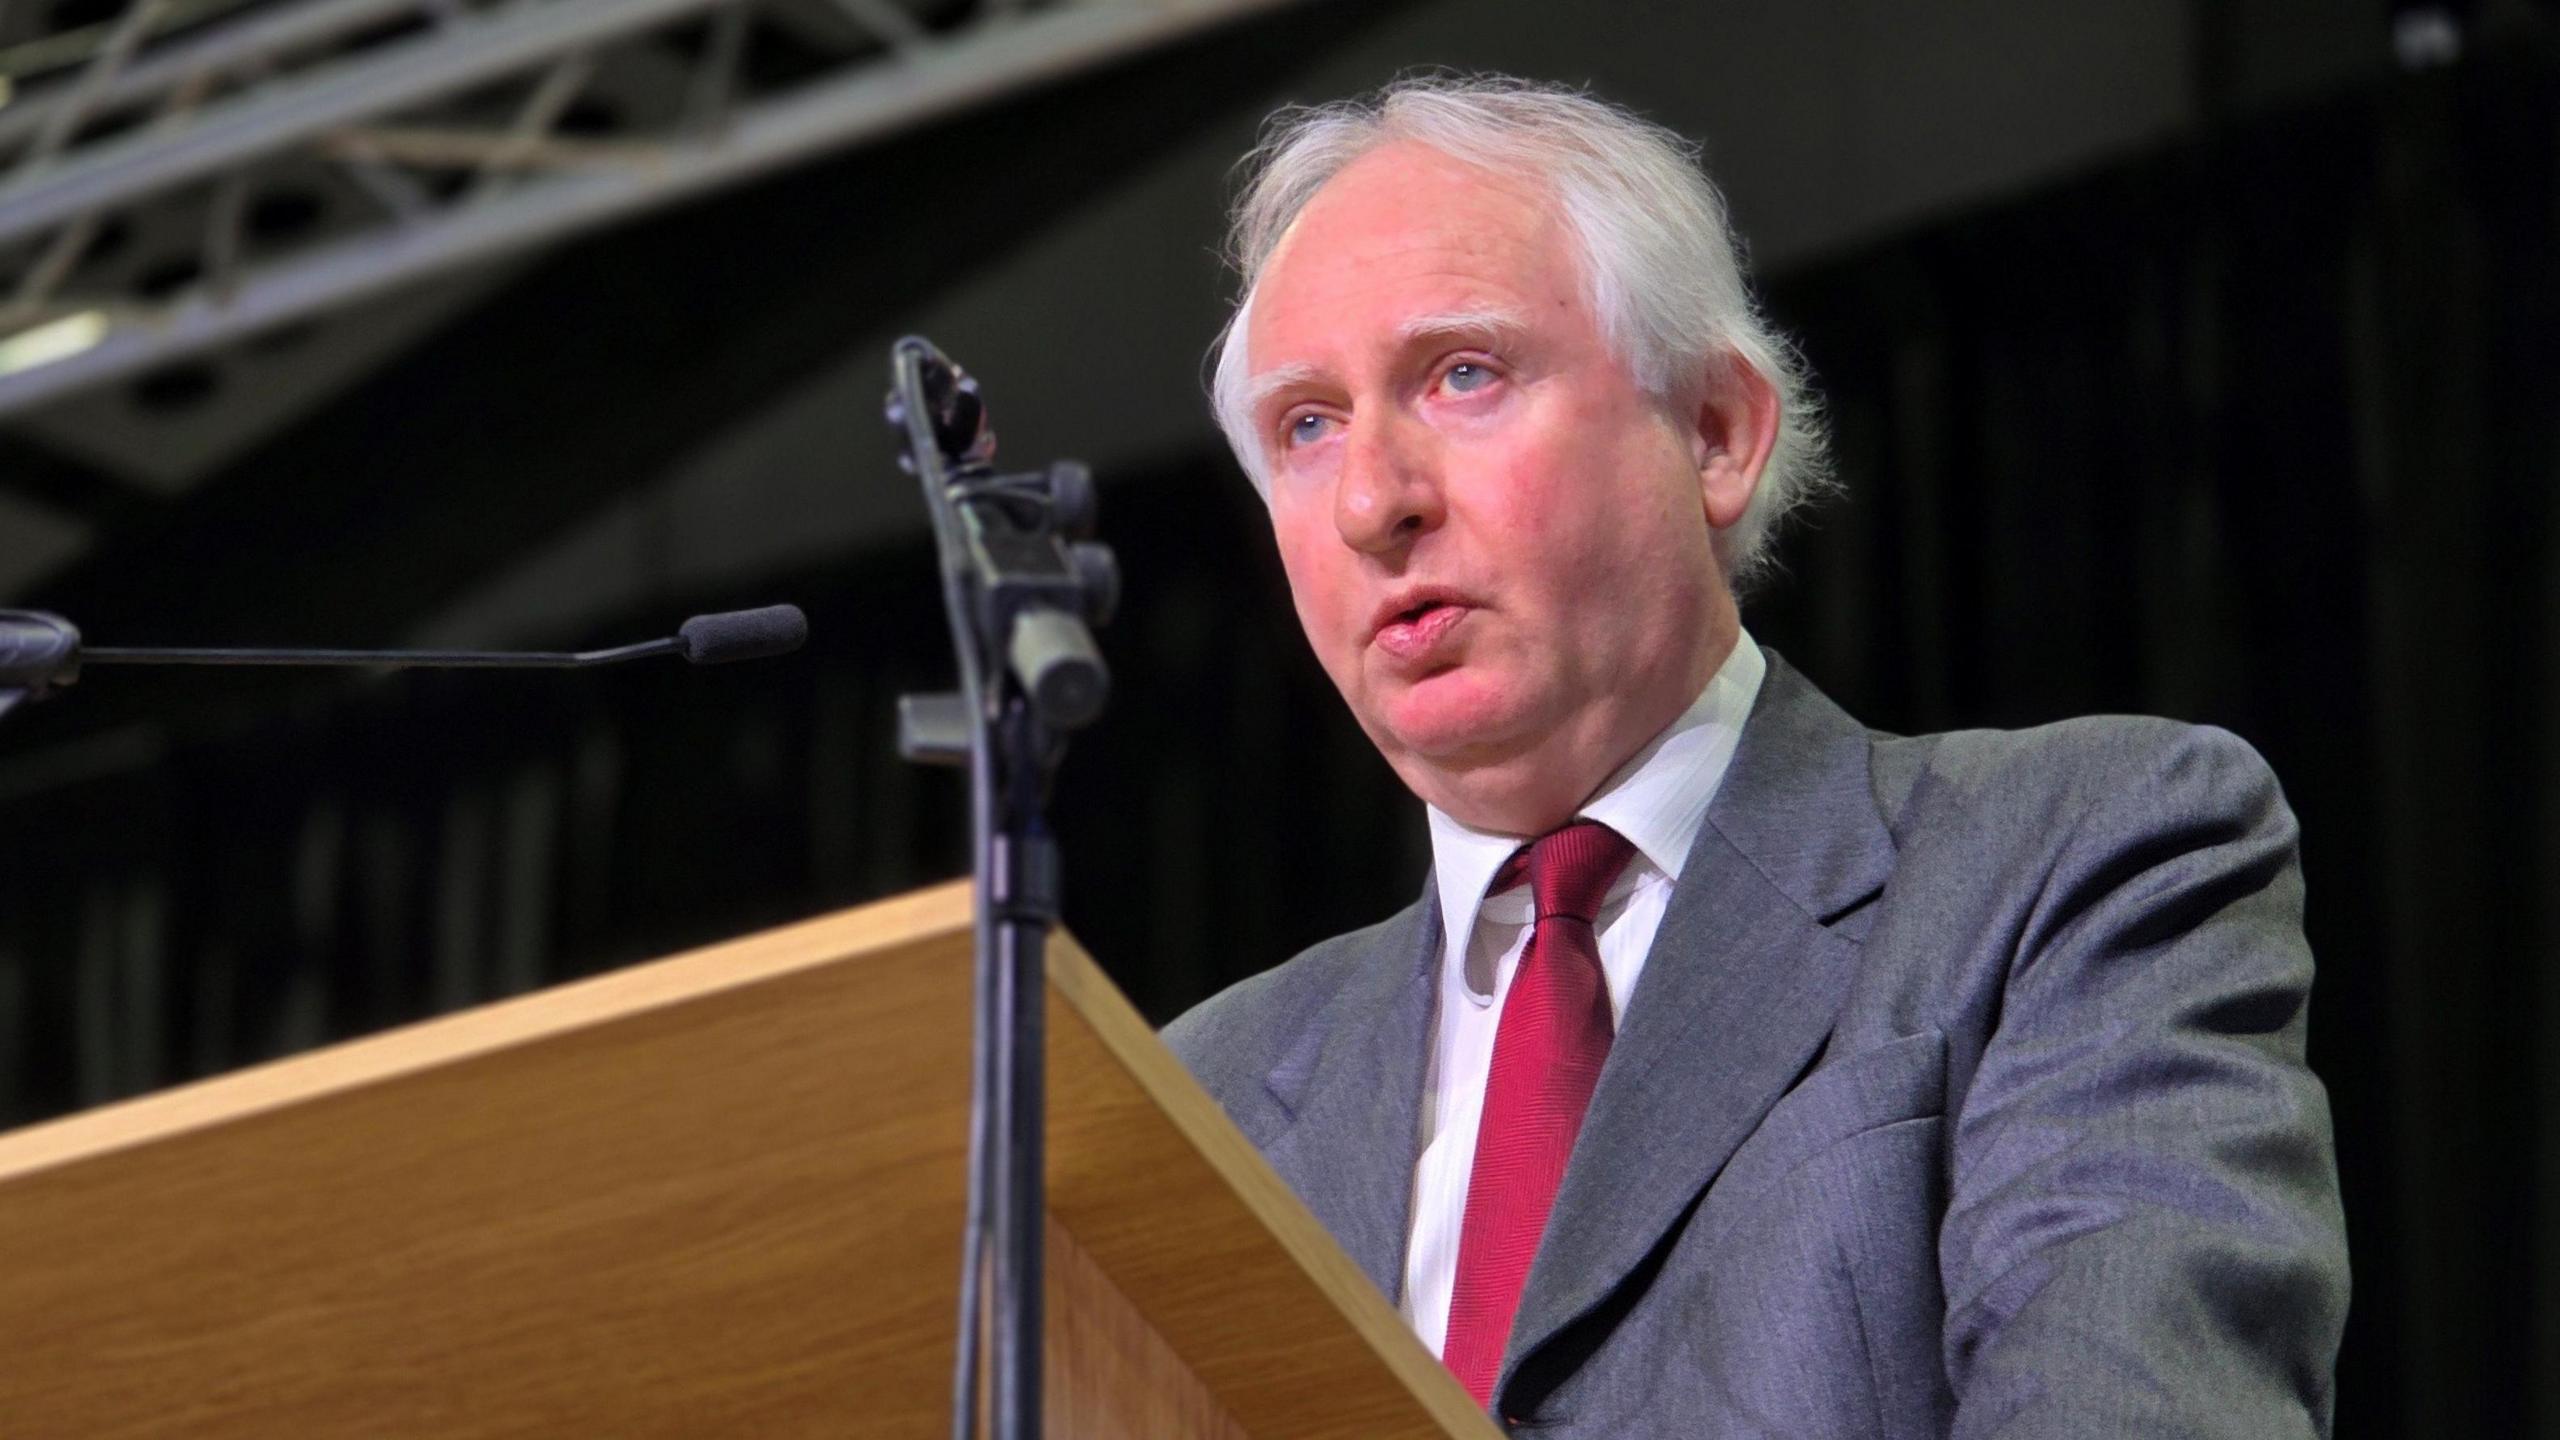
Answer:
top-left (678, 605), bottom-right (808, 665)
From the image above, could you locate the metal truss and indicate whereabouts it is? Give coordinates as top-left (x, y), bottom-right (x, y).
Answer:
top-left (0, 0), bottom-right (1300, 421)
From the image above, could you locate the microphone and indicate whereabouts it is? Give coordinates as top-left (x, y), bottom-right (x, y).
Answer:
top-left (0, 604), bottom-right (809, 703)
top-left (676, 606), bottom-right (809, 665)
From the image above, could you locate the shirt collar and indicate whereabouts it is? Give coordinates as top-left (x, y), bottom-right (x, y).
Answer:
top-left (1425, 628), bottom-right (1767, 977)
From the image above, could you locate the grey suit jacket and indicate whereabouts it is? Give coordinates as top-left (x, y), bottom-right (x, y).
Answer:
top-left (1165, 654), bottom-right (2349, 1438)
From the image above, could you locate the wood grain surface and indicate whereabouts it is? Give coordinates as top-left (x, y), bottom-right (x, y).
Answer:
top-left (0, 882), bottom-right (1492, 1438)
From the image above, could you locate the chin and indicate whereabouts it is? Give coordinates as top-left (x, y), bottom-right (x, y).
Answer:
top-left (1374, 671), bottom-right (1537, 766)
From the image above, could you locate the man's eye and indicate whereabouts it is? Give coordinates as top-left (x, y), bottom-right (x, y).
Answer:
top-left (1286, 413), bottom-right (1333, 446)
top-left (1442, 361), bottom-right (1495, 395)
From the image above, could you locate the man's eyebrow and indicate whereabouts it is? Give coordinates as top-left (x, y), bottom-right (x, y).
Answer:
top-left (1394, 306), bottom-right (1531, 349)
top-left (1242, 308), bottom-right (1531, 416)
top-left (1245, 361), bottom-right (1325, 415)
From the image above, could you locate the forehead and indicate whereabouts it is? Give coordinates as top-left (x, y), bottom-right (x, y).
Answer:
top-left (1246, 142), bottom-right (1580, 374)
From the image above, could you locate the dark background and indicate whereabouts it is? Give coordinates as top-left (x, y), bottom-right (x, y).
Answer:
top-left (1, 2), bottom-right (2551, 1434)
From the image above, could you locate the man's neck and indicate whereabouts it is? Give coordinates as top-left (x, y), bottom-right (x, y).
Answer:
top-left (1422, 628), bottom-right (1767, 998)
top-left (1414, 618), bottom-right (1742, 836)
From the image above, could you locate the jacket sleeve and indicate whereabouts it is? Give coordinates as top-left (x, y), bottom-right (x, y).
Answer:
top-left (1938, 723), bottom-right (2350, 1438)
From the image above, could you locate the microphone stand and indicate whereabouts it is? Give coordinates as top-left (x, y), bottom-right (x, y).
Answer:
top-left (887, 337), bottom-right (1116, 1440)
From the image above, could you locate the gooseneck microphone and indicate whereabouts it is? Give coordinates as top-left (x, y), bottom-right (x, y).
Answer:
top-left (0, 604), bottom-right (809, 718)
top-left (672, 606), bottom-right (809, 666)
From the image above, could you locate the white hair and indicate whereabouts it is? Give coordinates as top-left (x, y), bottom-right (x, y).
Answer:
top-left (1208, 73), bottom-right (1835, 593)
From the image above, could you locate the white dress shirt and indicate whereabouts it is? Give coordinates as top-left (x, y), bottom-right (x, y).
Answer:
top-left (1400, 629), bottom-right (1767, 1357)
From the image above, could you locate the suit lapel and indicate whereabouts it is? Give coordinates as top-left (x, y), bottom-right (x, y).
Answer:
top-left (1503, 654), bottom-right (1898, 1388)
top-left (1259, 890), bottom-right (1442, 1301)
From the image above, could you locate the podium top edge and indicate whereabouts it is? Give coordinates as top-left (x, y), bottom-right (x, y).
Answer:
top-left (0, 879), bottom-right (976, 1186)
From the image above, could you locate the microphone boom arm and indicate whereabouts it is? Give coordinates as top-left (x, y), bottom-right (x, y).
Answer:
top-left (78, 638), bottom-right (682, 669)
top-left (0, 604), bottom-right (807, 718)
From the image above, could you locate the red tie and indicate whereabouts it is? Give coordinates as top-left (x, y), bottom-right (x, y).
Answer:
top-left (1441, 819), bottom-right (1638, 1407)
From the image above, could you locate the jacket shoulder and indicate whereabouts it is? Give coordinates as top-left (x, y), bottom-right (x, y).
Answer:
top-left (1874, 712), bottom-right (2287, 841)
top-left (1161, 898), bottom-right (1428, 1106)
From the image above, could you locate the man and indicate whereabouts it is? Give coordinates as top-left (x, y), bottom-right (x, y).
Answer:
top-left (1165, 75), bottom-right (2348, 1437)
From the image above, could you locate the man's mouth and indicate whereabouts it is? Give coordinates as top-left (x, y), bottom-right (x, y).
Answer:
top-left (1372, 596), bottom-right (1471, 662)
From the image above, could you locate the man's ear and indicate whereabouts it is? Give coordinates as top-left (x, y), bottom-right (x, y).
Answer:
top-left (1688, 355), bottom-right (1781, 532)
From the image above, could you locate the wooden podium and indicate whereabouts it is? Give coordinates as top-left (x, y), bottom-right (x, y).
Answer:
top-left (0, 882), bottom-right (1497, 1438)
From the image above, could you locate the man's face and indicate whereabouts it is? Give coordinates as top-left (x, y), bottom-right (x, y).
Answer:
top-left (1243, 142), bottom-right (1747, 830)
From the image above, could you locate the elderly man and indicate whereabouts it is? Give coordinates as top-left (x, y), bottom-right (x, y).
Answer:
top-left (1164, 76), bottom-right (2347, 1438)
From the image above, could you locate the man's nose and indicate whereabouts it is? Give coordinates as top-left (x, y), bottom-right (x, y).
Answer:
top-left (1333, 415), bottom-right (1443, 555)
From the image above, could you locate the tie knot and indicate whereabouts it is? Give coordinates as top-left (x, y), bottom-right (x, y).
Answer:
top-left (1492, 819), bottom-right (1637, 924)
